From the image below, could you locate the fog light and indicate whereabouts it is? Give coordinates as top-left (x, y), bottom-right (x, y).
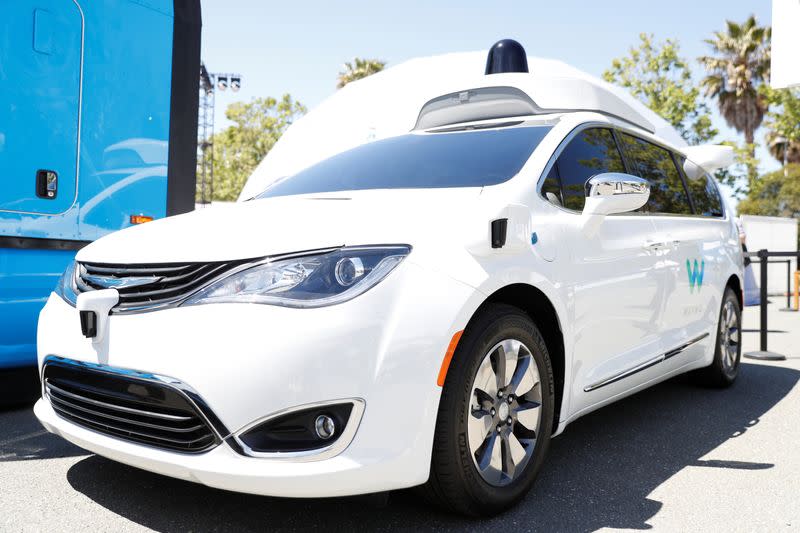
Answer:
top-left (237, 402), bottom-right (354, 453)
top-left (315, 415), bottom-right (336, 440)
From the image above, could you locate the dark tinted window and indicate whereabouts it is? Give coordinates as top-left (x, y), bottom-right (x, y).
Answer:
top-left (676, 155), bottom-right (724, 217)
top-left (541, 128), bottom-right (624, 211)
top-left (257, 126), bottom-right (552, 198)
top-left (619, 134), bottom-right (692, 215)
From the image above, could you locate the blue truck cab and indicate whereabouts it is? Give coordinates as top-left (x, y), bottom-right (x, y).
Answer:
top-left (0, 1), bottom-right (200, 374)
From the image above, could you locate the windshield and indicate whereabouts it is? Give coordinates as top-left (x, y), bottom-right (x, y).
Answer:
top-left (257, 125), bottom-right (552, 198)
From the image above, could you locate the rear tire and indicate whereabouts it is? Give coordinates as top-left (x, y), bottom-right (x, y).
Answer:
top-left (422, 304), bottom-right (554, 517)
top-left (694, 287), bottom-right (741, 387)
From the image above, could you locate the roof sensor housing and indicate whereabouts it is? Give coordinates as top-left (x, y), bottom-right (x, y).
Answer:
top-left (485, 39), bottom-right (529, 75)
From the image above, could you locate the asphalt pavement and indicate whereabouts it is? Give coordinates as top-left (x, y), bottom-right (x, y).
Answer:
top-left (1, 302), bottom-right (799, 532)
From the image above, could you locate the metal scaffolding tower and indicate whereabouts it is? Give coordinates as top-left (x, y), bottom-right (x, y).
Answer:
top-left (197, 63), bottom-right (241, 205)
top-left (198, 63), bottom-right (215, 205)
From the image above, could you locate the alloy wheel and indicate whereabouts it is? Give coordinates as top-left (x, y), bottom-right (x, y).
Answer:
top-left (467, 339), bottom-right (542, 486)
top-left (719, 299), bottom-right (740, 372)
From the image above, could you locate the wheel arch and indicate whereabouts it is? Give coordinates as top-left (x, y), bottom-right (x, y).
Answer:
top-left (726, 273), bottom-right (743, 308)
top-left (469, 283), bottom-right (565, 432)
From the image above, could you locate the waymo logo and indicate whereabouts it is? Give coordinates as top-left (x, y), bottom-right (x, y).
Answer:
top-left (686, 259), bottom-right (705, 292)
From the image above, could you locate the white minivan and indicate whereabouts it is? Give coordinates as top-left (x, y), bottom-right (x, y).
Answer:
top-left (35, 42), bottom-right (743, 516)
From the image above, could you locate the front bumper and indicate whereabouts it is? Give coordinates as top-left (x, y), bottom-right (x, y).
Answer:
top-left (35, 397), bottom-right (407, 497)
top-left (35, 260), bottom-right (480, 496)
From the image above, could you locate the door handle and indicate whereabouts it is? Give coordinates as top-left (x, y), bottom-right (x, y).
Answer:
top-left (643, 240), bottom-right (667, 251)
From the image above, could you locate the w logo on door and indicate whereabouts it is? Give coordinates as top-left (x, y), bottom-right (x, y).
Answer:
top-left (686, 259), bottom-right (705, 292)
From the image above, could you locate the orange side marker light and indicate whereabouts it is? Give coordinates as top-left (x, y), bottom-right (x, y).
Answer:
top-left (437, 330), bottom-right (464, 387)
top-left (130, 214), bottom-right (154, 225)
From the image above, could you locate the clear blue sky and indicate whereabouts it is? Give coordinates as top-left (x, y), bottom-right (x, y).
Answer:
top-left (200, 0), bottom-right (776, 204)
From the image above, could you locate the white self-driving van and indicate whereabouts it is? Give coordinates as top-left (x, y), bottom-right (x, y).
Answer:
top-left (35, 40), bottom-right (743, 516)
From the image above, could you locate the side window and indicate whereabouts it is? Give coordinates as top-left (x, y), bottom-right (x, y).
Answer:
top-left (677, 155), bottom-right (724, 217)
top-left (619, 133), bottom-right (692, 215)
top-left (542, 128), bottom-right (624, 211)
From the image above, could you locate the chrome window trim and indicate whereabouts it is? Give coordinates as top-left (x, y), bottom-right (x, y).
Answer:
top-left (42, 355), bottom-right (232, 449)
top-left (583, 332), bottom-right (710, 392)
top-left (536, 122), bottom-right (728, 220)
top-left (228, 398), bottom-right (366, 462)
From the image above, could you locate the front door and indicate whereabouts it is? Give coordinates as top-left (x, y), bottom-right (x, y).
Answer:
top-left (539, 127), bottom-right (667, 414)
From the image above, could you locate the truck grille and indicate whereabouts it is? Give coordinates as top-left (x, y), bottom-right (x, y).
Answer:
top-left (76, 260), bottom-right (248, 313)
top-left (43, 358), bottom-right (219, 453)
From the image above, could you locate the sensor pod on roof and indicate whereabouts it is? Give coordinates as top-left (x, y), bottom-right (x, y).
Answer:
top-left (485, 39), bottom-right (529, 75)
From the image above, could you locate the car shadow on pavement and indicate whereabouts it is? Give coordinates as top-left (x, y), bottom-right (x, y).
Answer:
top-left (0, 403), bottom-right (89, 462)
top-left (56, 362), bottom-right (798, 532)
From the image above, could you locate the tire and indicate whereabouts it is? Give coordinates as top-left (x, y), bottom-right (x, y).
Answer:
top-left (422, 303), bottom-right (555, 517)
top-left (694, 287), bottom-right (742, 387)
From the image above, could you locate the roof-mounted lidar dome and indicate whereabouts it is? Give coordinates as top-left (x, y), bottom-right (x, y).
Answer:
top-left (485, 39), bottom-right (529, 75)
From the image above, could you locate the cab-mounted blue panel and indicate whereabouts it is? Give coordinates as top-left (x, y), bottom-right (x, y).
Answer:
top-left (0, 0), bottom-right (201, 370)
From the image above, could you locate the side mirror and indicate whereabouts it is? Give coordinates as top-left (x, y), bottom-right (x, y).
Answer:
top-left (581, 173), bottom-right (650, 235)
top-left (584, 173), bottom-right (649, 215)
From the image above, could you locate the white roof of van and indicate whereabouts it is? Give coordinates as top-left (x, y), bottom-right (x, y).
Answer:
top-left (240, 52), bottom-right (686, 200)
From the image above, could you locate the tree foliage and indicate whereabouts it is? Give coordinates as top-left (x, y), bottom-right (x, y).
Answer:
top-left (762, 86), bottom-right (800, 164)
top-left (208, 95), bottom-right (306, 201)
top-left (714, 140), bottom-right (759, 196)
top-left (737, 164), bottom-right (800, 219)
top-left (603, 33), bottom-right (717, 145)
top-left (699, 15), bottom-right (770, 183)
top-left (336, 58), bottom-right (386, 89)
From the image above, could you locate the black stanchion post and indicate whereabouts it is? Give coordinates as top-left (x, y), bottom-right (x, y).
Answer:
top-left (745, 249), bottom-right (787, 360)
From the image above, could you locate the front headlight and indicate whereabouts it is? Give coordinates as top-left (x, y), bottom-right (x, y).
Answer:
top-left (182, 245), bottom-right (411, 308)
top-left (55, 261), bottom-right (79, 306)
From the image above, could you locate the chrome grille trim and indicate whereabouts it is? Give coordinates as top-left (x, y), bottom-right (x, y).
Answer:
top-left (77, 260), bottom-right (249, 314)
top-left (48, 392), bottom-right (206, 433)
top-left (73, 247), bottom-right (342, 314)
top-left (45, 382), bottom-right (194, 421)
top-left (48, 402), bottom-right (215, 447)
top-left (42, 356), bottom-right (230, 454)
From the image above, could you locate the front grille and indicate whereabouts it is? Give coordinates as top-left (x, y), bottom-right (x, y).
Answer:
top-left (76, 260), bottom-right (248, 313)
top-left (43, 359), bottom-right (218, 453)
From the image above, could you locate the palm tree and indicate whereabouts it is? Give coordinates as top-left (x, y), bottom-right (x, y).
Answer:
top-left (699, 15), bottom-right (771, 180)
top-left (336, 58), bottom-right (386, 89)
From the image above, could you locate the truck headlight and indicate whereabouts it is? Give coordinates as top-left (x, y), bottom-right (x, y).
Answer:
top-left (182, 245), bottom-right (411, 308)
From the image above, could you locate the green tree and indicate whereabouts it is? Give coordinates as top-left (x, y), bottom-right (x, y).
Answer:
top-left (603, 33), bottom-right (717, 145)
top-left (209, 95), bottom-right (306, 201)
top-left (699, 15), bottom-right (771, 183)
top-left (714, 140), bottom-right (759, 196)
top-left (762, 86), bottom-right (800, 165)
top-left (336, 58), bottom-right (386, 89)
top-left (737, 164), bottom-right (800, 220)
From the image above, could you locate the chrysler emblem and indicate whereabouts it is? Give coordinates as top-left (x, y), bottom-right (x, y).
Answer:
top-left (82, 273), bottom-right (163, 289)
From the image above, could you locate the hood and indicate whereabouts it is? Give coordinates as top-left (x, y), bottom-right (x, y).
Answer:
top-left (76, 188), bottom-right (488, 264)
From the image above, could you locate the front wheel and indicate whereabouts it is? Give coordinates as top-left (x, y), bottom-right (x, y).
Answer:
top-left (422, 304), bottom-right (555, 516)
top-left (695, 287), bottom-right (742, 387)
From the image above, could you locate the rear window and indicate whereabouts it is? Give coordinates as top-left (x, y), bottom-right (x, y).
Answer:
top-left (676, 155), bottom-right (724, 217)
top-left (257, 126), bottom-right (552, 198)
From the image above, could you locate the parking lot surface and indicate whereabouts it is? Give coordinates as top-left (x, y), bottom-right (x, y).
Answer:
top-left (1, 302), bottom-right (799, 532)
